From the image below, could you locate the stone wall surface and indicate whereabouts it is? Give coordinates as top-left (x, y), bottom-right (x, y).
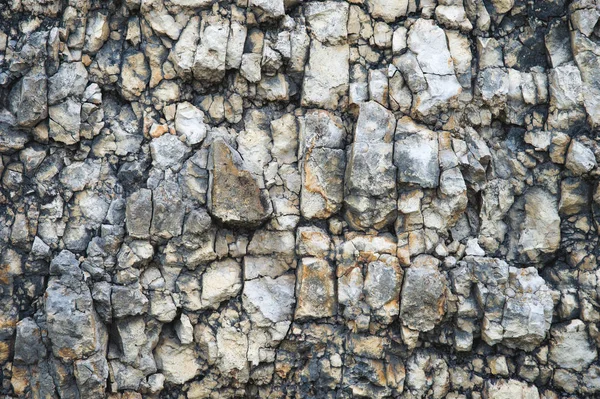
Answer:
top-left (1, 0), bottom-right (600, 397)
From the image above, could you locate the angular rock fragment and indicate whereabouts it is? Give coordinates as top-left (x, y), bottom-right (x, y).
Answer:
top-left (200, 259), bottom-right (242, 309)
top-left (84, 10), bottom-right (110, 54)
top-left (154, 334), bottom-right (200, 384)
top-left (299, 110), bottom-right (346, 219)
top-left (150, 133), bottom-right (191, 170)
top-left (508, 187), bottom-right (561, 264)
top-left (49, 98), bottom-right (81, 145)
top-left (175, 102), bottom-right (207, 145)
top-left (484, 379), bottom-right (539, 399)
top-left (344, 101), bottom-right (397, 230)
top-left (565, 139), bottom-right (597, 175)
top-left (170, 16), bottom-right (200, 77)
top-left (45, 251), bottom-right (104, 361)
top-left (111, 283), bottom-right (149, 318)
top-left (126, 189), bottom-right (153, 239)
top-left (394, 117), bottom-right (439, 188)
top-left (249, 0), bottom-right (285, 19)
top-left (301, 41), bottom-right (349, 110)
top-left (14, 318), bottom-right (46, 365)
top-left (151, 181), bottom-right (185, 239)
top-left (458, 257), bottom-right (554, 351)
top-left (120, 51), bottom-right (150, 100)
top-left (366, 0), bottom-right (408, 22)
top-left (549, 319), bottom-right (597, 371)
top-left (364, 257), bottom-right (403, 320)
top-left (406, 19), bottom-right (462, 117)
top-left (193, 14), bottom-right (229, 83)
top-left (48, 62), bottom-right (89, 105)
top-left (243, 274), bottom-right (296, 325)
top-left (208, 139), bottom-right (272, 227)
top-left (295, 257), bottom-right (337, 320)
top-left (399, 255), bottom-right (446, 332)
top-left (305, 2), bottom-right (349, 45)
top-left (9, 68), bottom-right (48, 128)
top-left (74, 353), bottom-right (109, 399)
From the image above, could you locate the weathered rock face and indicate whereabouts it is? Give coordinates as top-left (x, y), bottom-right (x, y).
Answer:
top-left (2, 0), bottom-right (600, 398)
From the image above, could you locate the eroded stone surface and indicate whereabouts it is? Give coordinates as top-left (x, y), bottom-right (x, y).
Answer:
top-left (2, 1), bottom-right (600, 398)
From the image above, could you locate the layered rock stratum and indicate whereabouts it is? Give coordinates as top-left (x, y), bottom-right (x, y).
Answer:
top-left (1, 0), bottom-right (600, 397)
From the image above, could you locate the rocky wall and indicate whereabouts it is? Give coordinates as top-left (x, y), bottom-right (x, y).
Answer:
top-left (1, 0), bottom-right (600, 398)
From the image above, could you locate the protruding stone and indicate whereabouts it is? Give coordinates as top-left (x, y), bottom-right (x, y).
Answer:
top-left (301, 41), bottom-right (349, 110)
top-left (150, 133), bottom-right (191, 170)
top-left (565, 139), bottom-right (597, 175)
top-left (509, 187), bottom-right (561, 264)
top-left (400, 255), bottom-right (446, 332)
top-left (208, 139), bottom-right (272, 227)
top-left (549, 319), bottom-right (597, 371)
top-left (366, 0), bottom-right (408, 22)
top-left (126, 189), bottom-right (153, 239)
top-left (200, 259), bottom-right (242, 309)
top-left (243, 275), bottom-right (296, 325)
top-left (299, 110), bottom-right (346, 219)
top-left (344, 101), bottom-right (397, 230)
top-left (394, 117), bottom-right (440, 188)
top-left (9, 68), bottom-right (48, 128)
top-left (484, 379), bottom-right (539, 399)
top-left (295, 257), bottom-right (337, 320)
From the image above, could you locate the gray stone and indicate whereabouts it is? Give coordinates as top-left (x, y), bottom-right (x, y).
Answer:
top-left (49, 98), bottom-right (81, 145)
top-left (200, 259), bottom-right (242, 309)
top-left (549, 64), bottom-right (583, 110)
top-left (14, 318), bottom-right (46, 365)
top-left (483, 379), bottom-right (539, 399)
top-left (509, 187), bottom-right (561, 264)
top-left (155, 335), bottom-right (200, 384)
top-left (170, 16), bottom-right (200, 77)
top-left (394, 117), bottom-right (439, 188)
top-left (550, 319), bottom-right (597, 371)
top-left (175, 102), bottom-right (207, 145)
top-left (111, 283), bottom-right (149, 318)
top-left (243, 274), bottom-right (296, 325)
top-left (345, 101), bottom-right (397, 230)
top-left (249, 0), bottom-right (284, 19)
top-left (366, 0), bottom-right (408, 22)
top-left (45, 271), bottom-right (102, 360)
top-left (193, 14), bottom-right (229, 82)
top-left (84, 10), bottom-right (110, 54)
top-left (48, 62), bottom-right (89, 105)
top-left (305, 1), bottom-right (349, 45)
top-left (9, 68), bottom-right (48, 127)
top-left (364, 258), bottom-right (403, 317)
top-left (126, 189), bottom-right (153, 239)
top-left (301, 41), bottom-right (349, 110)
top-left (400, 255), bottom-right (446, 332)
top-left (151, 181), bottom-right (185, 239)
top-left (120, 51), bottom-right (150, 100)
top-left (74, 353), bottom-right (109, 399)
top-left (150, 134), bottom-right (191, 170)
top-left (565, 139), bottom-right (597, 175)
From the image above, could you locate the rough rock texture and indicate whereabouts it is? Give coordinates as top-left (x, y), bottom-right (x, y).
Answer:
top-left (2, 0), bottom-right (600, 398)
